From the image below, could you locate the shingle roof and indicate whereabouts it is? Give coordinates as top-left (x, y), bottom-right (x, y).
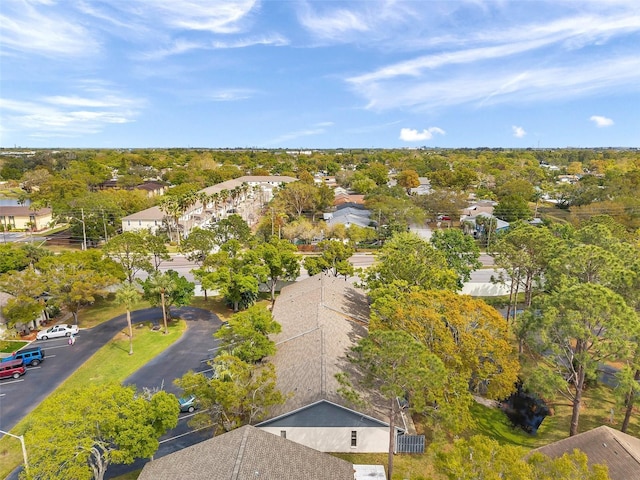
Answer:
top-left (266, 274), bottom-right (396, 426)
top-left (137, 425), bottom-right (355, 480)
top-left (530, 425), bottom-right (640, 480)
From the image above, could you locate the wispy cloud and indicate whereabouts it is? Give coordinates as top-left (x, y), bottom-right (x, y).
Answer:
top-left (135, 0), bottom-right (259, 34)
top-left (590, 115), bottom-right (614, 127)
top-left (211, 34), bottom-right (289, 49)
top-left (399, 127), bottom-right (445, 142)
top-left (351, 55), bottom-right (640, 111)
top-left (512, 126), bottom-right (527, 138)
top-left (0, 0), bottom-right (100, 57)
top-left (0, 84), bottom-right (143, 140)
top-left (207, 89), bottom-right (255, 102)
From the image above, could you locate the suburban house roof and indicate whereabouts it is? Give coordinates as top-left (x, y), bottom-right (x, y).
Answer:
top-left (0, 206), bottom-right (52, 217)
top-left (121, 205), bottom-right (165, 222)
top-left (256, 399), bottom-right (390, 429)
top-left (324, 207), bottom-right (372, 228)
top-left (530, 425), bottom-right (640, 480)
top-left (266, 274), bottom-right (403, 429)
top-left (334, 193), bottom-right (365, 206)
top-left (137, 425), bottom-right (356, 480)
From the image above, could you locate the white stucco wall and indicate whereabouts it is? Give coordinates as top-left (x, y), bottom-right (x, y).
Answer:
top-left (258, 426), bottom-right (391, 453)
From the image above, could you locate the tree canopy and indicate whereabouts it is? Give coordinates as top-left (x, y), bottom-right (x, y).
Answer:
top-left (23, 383), bottom-right (178, 480)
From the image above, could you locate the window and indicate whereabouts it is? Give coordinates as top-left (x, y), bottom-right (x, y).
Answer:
top-left (280, 430), bottom-right (286, 439)
top-left (351, 431), bottom-right (357, 447)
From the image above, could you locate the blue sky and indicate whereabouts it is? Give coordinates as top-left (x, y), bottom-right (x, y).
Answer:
top-left (1, 0), bottom-right (639, 149)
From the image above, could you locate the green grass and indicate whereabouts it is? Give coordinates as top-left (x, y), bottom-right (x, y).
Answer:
top-left (0, 340), bottom-right (28, 354)
top-left (77, 293), bottom-right (150, 328)
top-left (0, 318), bottom-right (186, 479)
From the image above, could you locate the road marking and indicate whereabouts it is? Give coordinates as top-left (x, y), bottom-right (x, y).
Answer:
top-left (0, 378), bottom-right (25, 386)
top-left (159, 423), bottom-right (213, 444)
top-left (27, 366), bottom-right (41, 370)
top-left (0, 393), bottom-right (5, 397)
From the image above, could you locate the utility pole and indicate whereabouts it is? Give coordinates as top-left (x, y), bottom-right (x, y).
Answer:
top-left (81, 208), bottom-right (87, 251)
top-left (102, 209), bottom-right (108, 242)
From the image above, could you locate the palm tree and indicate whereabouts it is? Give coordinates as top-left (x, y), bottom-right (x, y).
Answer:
top-left (115, 284), bottom-right (142, 355)
top-left (159, 196), bottom-right (181, 244)
top-left (147, 272), bottom-right (176, 334)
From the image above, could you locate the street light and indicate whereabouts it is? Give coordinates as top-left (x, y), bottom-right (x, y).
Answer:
top-left (0, 429), bottom-right (29, 474)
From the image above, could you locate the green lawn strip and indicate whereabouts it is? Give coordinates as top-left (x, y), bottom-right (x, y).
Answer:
top-left (76, 293), bottom-right (150, 329)
top-left (0, 318), bottom-right (186, 479)
top-left (0, 340), bottom-right (28, 354)
top-left (333, 452), bottom-right (436, 480)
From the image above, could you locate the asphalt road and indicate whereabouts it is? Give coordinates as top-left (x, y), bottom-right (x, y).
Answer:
top-left (2, 306), bottom-right (222, 479)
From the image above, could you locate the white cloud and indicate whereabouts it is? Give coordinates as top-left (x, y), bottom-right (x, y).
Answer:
top-left (207, 89), bottom-right (255, 102)
top-left (590, 115), bottom-right (614, 127)
top-left (211, 34), bottom-right (289, 49)
top-left (350, 55), bottom-right (640, 111)
top-left (0, 85), bottom-right (143, 139)
top-left (399, 127), bottom-right (445, 142)
top-left (0, 0), bottom-right (99, 57)
top-left (136, 0), bottom-right (259, 34)
top-left (512, 126), bottom-right (527, 138)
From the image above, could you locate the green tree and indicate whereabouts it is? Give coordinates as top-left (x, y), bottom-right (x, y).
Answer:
top-left (492, 223), bottom-right (562, 321)
top-left (140, 270), bottom-right (194, 333)
top-left (214, 305), bottom-right (281, 363)
top-left (303, 240), bottom-right (354, 278)
top-left (142, 230), bottom-right (172, 272)
top-left (2, 295), bottom-right (41, 330)
top-left (362, 231), bottom-right (458, 298)
top-left (209, 214), bottom-right (252, 245)
top-left (180, 227), bottom-right (217, 299)
top-left (39, 256), bottom-right (116, 325)
top-left (275, 181), bottom-right (317, 217)
top-left (526, 283), bottom-right (639, 436)
top-left (115, 284), bottom-right (142, 355)
top-left (0, 244), bottom-right (29, 273)
top-left (432, 435), bottom-right (610, 480)
top-left (103, 231), bottom-right (153, 284)
top-left (175, 353), bottom-right (284, 434)
top-left (430, 228), bottom-right (482, 288)
top-left (493, 195), bottom-right (531, 222)
top-left (337, 329), bottom-right (448, 480)
top-left (202, 244), bottom-right (267, 312)
top-left (23, 383), bottom-right (178, 480)
top-left (255, 237), bottom-right (300, 305)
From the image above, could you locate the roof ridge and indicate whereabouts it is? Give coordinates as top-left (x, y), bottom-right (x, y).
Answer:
top-left (231, 426), bottom-right (250, 480)
top-left (607, 427), bottom-right (640, 467)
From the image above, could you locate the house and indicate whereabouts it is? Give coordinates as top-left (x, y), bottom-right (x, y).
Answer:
top-left (135, 181), bottom-right (169, 198)
top-left (137, 425), bottom-right (357, 480)
top-left (256, 274), bottom-right (410, 453)
top-left (409, 177), bottom-right (431, 195)
top-left (0, 206), bottom-right (52, 231)
top-left (323, 206), bottom-right (373, 229)
top-left (530, 425), bottom-right (640, 480)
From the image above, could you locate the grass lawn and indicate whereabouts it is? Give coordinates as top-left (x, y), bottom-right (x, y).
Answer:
top-left (0, 340), bottom-right (28, 354)
top-left (0, 319), bottom-right (186, 479)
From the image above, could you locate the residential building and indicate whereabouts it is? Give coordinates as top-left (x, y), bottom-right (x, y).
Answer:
top-left (256, 274), bottom-right (410, 453)
top-left (0, 206), bottom-right (52, 231)
top-left (137, 425), bottom-right (357, 480)
top-left (530, 425), bottom-right (640, 480)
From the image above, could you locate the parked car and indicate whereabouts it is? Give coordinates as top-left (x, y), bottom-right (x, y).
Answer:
top-left (36, 324), bottom-right (79, 340)
top-left (0, 359), bottom-right (26, 379)
top-left (1, 346), bottom-right (45, 366)
top-left (178, 394), bottom-right (198, 413)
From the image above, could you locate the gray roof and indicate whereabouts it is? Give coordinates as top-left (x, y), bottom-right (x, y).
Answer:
top-left (256, 399), bottom-right (391, 429)
top-left (121, 205), bottom-right (165, 221)
top-left (138, 425), bottom-right (355, 480)
top-left (530, 425), bottom-right (640, 480)
top-left (266, 274), bottom-right (394, 426)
